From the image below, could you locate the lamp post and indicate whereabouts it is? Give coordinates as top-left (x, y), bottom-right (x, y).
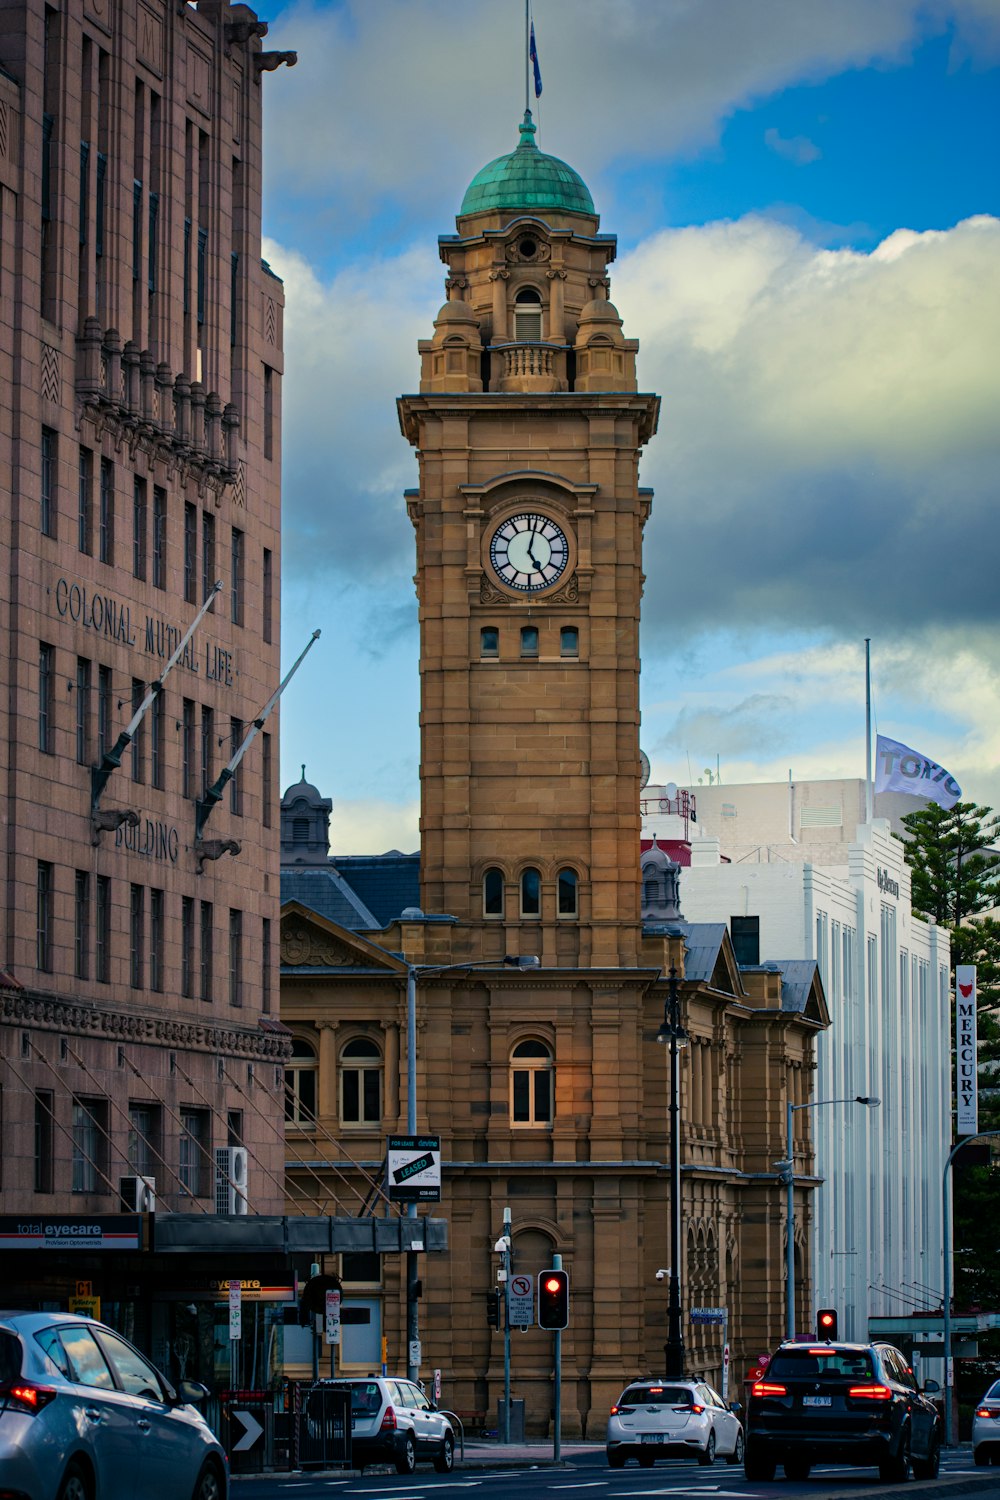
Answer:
top-left (782, 1095), bottom-right (881, 1340)
top-left (655, 967), bottom-right (688, 1378)
top-left (403, 953), bottom-right (540, 1382)
top-left (942, 1129), bottom-right (1000, 1446)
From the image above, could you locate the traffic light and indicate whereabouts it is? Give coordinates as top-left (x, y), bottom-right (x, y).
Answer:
top-left (485, 1289), bottom-right (502, 1330)
top-left (817, 1308), bottom-right (838, 1339)
top-left (538, 1269), bottom-right (569, 1330)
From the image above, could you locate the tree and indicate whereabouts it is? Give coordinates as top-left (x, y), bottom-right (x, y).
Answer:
top-left (899, 801), bottom-right (1000, 927)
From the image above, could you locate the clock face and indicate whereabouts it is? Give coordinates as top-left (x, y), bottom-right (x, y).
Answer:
top-left (489, 512), bottom-right (569, 592)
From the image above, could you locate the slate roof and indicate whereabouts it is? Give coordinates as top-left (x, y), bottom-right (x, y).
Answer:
top-left (331, 853), bottom-right (421, 929)
top-left (279, 867), bottom-right (381, 930)
top-left (679, 922), bottom-right (731, 986)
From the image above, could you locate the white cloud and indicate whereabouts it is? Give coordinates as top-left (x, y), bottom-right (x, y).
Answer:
top-left (330, 797), bottom-right (420, 858)
top-left (764, 127), bottom-right (821, 165)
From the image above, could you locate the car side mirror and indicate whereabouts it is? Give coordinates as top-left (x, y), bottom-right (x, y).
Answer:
top-left (175, 1379), bottom-right (209, 1406)
top-left (922, 1379), bottom-right (941, 1394)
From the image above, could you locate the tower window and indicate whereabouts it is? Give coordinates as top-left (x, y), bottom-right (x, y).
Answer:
top-left (480, 626), bottom-right (499, 658)
top-left (341, 1037), bottom-right (383, 1125)
top-left (520, 867), bottom-right (541, 918)
top-left (483, 867), bottom-right (504, 918)
top-left (520, 626), bottom-right (539, 658)
top-left (511, 1039), bottom-right (553, 1126)
top-left (514, 287), bottom-right (542, 342)
top-left (560, 626), bottom-right (579, 658)
top-left (557, 867), bottom-right (579, 918)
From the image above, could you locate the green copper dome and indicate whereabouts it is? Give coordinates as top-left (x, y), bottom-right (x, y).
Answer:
top-left (460, 112), bottom-right (595, 218)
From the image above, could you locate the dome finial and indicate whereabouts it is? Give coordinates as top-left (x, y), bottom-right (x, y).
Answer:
top-left (300, 763), bottom-right (306, 782)
top-left (518, 109), bottom-right (538, 150)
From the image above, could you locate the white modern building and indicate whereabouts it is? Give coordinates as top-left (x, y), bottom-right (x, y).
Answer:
top-left (643, 782), bottom-right (951, 1355)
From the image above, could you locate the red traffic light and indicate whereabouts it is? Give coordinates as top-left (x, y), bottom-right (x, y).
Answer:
top-left (538, 1268), bottom-right (569, 1330)
top-left (817, 1308), bottom-right (838, 1339)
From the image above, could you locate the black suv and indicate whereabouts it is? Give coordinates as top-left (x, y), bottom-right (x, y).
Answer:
top-left (744, 1340), bottom-right (942, 1483)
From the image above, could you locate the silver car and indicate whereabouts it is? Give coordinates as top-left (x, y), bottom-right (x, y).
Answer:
top-left (322, 1375), bottom-right (456, 1474)
top-left (973, 1378), bottom-right (1000, 1466)
top-left (606, 1377), bottom-right (744, 1468)
top-left (0, 1310), bottom-right (227, 1500)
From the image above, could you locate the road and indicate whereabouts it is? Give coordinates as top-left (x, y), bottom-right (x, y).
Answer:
top-left (232, 1446), bottom-right (993, 1499)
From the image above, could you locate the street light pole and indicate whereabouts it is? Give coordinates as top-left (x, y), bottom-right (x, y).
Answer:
top-left (403, 954), bottom-right (539, 1382)
top-left (942, 1129), bottom-right (1000, 1446)
top-left (655, 968), bottom-right (688, 1378)
top-left (784, 1095), bottom-right (880, 1340)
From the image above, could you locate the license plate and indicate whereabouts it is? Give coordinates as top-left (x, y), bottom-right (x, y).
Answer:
top-left (803, 1396), bottom-right (831, 1407)
top-left (641, 1434), bottom-right (665, 1443)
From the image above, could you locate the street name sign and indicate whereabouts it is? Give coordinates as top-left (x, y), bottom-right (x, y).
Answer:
top-left (690, 1306), bottom-right (727, 1325)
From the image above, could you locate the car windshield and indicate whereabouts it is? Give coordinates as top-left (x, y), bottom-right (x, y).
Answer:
top-left (0, 1331), bottom-right (21, 1385)
top-left (767, 1349), bottom-right (874, 1380)
top-left (621, 1385), bottom-right (692, 1406)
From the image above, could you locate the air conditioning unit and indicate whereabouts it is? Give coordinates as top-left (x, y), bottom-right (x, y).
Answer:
top-left (214, 1146), bottom-right (249, 1215)
top-left (120, 1175), bottom-right (156, 1213)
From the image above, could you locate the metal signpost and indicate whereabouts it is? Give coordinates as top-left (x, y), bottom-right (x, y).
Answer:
top-left (691, 1307), bottom-right (728, 1396)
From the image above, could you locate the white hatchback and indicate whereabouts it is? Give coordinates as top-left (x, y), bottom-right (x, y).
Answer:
top-left (606, 1377), bottom-right (744, 1469)
top-left (973, 1378), bottom-right (1000, 1467)
top-left (323, 1376), bottom-right (456, 1474)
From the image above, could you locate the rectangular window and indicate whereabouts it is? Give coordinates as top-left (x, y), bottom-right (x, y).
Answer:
top-left (229, 717), bottom-right (243, 815)
top-left (480, 626), bottom-right (499, 658)
top-left (75, 656), bottom-right (91, 765)
top-left (227, 1108), bottom-right (243, 1147)
top-left (131, 678), bottom-right (145, 783)
top-left (262, 731), bottom-right (272, 828)
top-left (262, 916), bottom-right (271, 1014)
top-left (202, 511), bottom-right (215, 605)
top-left (229, 909), bottom-right (243, 1007)
top-left (201, 705), bottom-right (214, 796)
top-left (520, 626), bottom-right (539, 658)
top-left (148, 190), bottom-right (159, 292)
top-left (34, 1091), bottom-right (54, 1193)
top-left (262, 547), bottom-right (273, 644)
top-left (182, 698), bottom-right (195, 798)
top-left (263, 364), bottom-right (274, 460)
top-left (149, 887), bottom-right (163, 993)
top-left (78, 447), bottom-right (93, 555)
top-left (150, 688), bottom-right (164, 789)
top-left (72, 1096), bottom-right (107, 1193)
top-left (183, 501), bottom-right (197, 603)
top-left (128, 1103), bottom-right (159, 1177)
top-left (36, 862), bottom-right (54, 972)
top-left (74, 871), bottom-right (90, 980)
top-left (129, 884), bottom-right (144, 989)
top-left (230, 250), bottom-right (239, 345)
top-left (200, 900), bottom-right (213, 1002)
top-left (132, 177), bottom-right (142, 279)
top-left (99, 457), bottom-right (114, 564)
top-left (179, 1108), bottom-right (207, 1196)
top-left (95, 875), bottom-right (111, 983)
top-left (196, 224), bottom-right (208, 325)
top-left (181, 896), bottom-right (195, 998)
top-left (231, 527), bottom-right (244, 625)
top-left (132, 477), bottom-right (147, 580)
top-left (152, 486), bottom-right (166, 588)
top-left (97, 665), bottom-right (112, 759)
top-left (730, 915), bottom-right (760, 967)
top-left (39, 642), bottom-right (55, 753)
top-left (41, 426), bottom-right (57, 536)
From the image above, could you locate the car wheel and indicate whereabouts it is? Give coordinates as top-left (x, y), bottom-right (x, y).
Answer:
top-left (911, 1435), bottom-right (941, 1481)
top-left (784, 1459), bottom-right (811, 1481)
top-left (607, 1449), bottom-right (626, 1468)
top-left (191, 1462), bottom-right (224, 1500)
top-left (395, 1432), bottom-right (417, 1475)
top-left (698, 1430), bottom-right (717, 1467)
top-left (879, 1427), bottom-right (910, 1483)
top-left (58, 1463), bottom-right (92, 1500)
top-left (434, 1433), bottom-right (455, 1473)
top-left (745, 1449), bottom-right (777, 1482)
top-left (727, 1429), bottom-right (745, 1465)
top-left (638, 1450), bottom-right (656, 1467)
top-left (974, 1445), bottom-right (989, 1467)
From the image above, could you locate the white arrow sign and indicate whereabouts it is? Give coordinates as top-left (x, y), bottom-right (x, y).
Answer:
top-left (231, 1409), bottom-right (264, 1452)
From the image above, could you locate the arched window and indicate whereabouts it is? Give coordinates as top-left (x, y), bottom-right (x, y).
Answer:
top-left (480, 626), bottom-right (499, 658)
top-left (560, 626), bottom-right (579, 658)
top-left (557, 867), bottom-right (578, 917)
top-left (520, 867), bottom-right (541, 918)
top-left (285, 1037), bottom-right (317, 1125)
top-left (511, 1039), bottom-right (554, 1126)
top-left (341, 1037), bottom-right (382, 1125)
top-left (514, 287), bottom-right (542, 342)
top-left (483, 867), bottom-right (504, 918)
top-left (520, 626), bottom-right (538, 658)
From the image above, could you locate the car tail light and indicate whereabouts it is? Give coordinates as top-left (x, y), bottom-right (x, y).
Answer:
top-left (752, 1382), bottom-right (787, 1397)
top-left (687, 1403), bottom-right (705, 1414)
top-left (975, 1406), bottom-right (1000, 1419)
top-left (379, 1404), bottom-right (397, 1432)
top-left (849, 1384), bottom-right (892, 1400)
top-left (5, 1381), bottom-right (57, 1413)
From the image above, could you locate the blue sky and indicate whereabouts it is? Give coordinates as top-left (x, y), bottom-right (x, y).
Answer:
top-left (259, 0), bottom-right (1000, 852)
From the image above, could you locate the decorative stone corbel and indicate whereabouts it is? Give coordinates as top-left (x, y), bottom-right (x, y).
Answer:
top-left (254, 51), bottom-right (297, 74)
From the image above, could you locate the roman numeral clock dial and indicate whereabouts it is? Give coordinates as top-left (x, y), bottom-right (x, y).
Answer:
top-left (489, 512), bottom-right (569, 592)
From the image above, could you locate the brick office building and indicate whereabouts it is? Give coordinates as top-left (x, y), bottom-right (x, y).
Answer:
top-left (0, 0), bottom-right (297, 1384)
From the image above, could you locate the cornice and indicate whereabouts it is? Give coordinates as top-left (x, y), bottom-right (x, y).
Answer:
top-left (0, 990), bottom-right (291, 1059)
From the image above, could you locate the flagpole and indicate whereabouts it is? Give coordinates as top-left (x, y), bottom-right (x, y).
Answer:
top-left (525, 1), bottom-right (530, 114)
top-left (865, 638), bottom-right (873, 823)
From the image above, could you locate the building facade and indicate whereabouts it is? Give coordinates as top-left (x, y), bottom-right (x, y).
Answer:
top-left (280, 115), bottom-right (831, 1436)
top-left (0, 0), bottom-right (293, 1388)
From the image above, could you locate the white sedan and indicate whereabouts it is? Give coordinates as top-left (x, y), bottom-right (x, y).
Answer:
top-left (606, 1377), bottom-right (744, 1468)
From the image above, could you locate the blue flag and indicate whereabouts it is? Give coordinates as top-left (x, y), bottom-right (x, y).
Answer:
top-left (530, 21), bottom-right (542, 98)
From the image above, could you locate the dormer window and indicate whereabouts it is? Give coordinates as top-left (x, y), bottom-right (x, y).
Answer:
top-left (514, 288), bottom-right (542, 342)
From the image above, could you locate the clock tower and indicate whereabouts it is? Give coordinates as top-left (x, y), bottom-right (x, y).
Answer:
top-left (398, 112), bottom-right (659, 968)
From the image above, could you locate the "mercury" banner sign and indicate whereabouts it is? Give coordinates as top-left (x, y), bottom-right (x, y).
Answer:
top-left (955, 965), bottom-right (978, 1136)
